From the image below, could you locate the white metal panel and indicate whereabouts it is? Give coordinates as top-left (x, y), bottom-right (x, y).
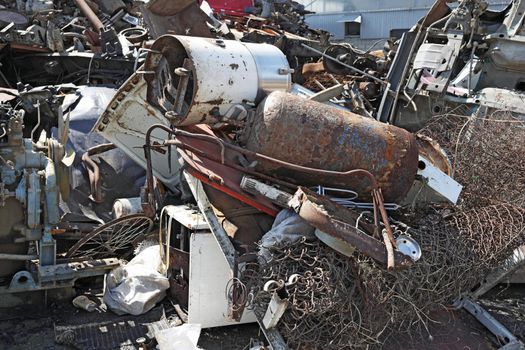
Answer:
top-left (417, 156), bottom-right (462, 204)
top-left (188, 232), bottom-right (256, 328)
top-left (93, 73), bottom-right (180, 190)
top-left (162, 205), bottom-right (209, 231)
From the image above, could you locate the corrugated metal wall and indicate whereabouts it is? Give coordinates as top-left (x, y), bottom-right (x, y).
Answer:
top-left (303, 0), bottom-right (511, 40)
top-left (305, 9), bottom-right (427, 39)
top-left (360, 9), bottom-right (427, 39)
top-left (300, 0), bottom-right (435, 14)
top-left (304, 13), bottom-right (347, 39)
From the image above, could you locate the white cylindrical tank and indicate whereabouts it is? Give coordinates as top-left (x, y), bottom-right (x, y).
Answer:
top-left (144, 35), bottom-right (291, 126)
top-left (112, 197), bottom-right (143, 219)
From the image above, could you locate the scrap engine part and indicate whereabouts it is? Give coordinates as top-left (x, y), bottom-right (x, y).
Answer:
top-left (240, 91), bottom-right (419, 202)
top-left (144, 35), bottom-right (292, 126)
top-left (0, 108), bottom-right (59, 278)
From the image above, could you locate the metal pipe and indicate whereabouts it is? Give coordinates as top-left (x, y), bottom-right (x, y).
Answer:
top-left (163, 131), bottom-right (383, 185)
top-left (82, 143), bottom-right (116, 203)
top-left (0, 254), bottom-right (38, 261)
top-left (30, 101), bottom-right (40, 141)
top-left (382, 229), bottom-right (395, 270)
top-left (86, 143), bottom-right (117, 155)
top-left (74, 0), bottom-right (104, 33)
top-left (170, 141), bottom-right (297, 189)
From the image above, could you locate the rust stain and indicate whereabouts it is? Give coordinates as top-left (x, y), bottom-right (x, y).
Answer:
top-left (202, 98), bottom-right (224, 105)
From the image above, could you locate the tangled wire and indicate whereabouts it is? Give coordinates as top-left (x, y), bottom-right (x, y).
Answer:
top-left (244, 238), bottom-right (383, 349)
top-left (242, 109), bottom-right (525, 349)
top-left (418, 108), bottom-right (525, 208)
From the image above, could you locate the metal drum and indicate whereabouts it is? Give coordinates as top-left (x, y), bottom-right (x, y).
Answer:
top-left (144, 35), bottom-right (291, 126)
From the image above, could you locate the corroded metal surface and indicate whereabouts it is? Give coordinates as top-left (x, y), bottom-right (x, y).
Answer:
top-left (289, 187), bottom-right (414, 269)
top-left (241, 91), bottom-right (419, 202)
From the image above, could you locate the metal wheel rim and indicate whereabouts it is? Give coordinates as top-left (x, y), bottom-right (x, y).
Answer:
top-left (65, 214), bottom-right (154, 259)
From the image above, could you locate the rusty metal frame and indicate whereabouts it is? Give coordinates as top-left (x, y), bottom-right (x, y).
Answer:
top-left (145, 124), bottom-right (401, 268)
top-left (289, 187), bottom-right (414, 269)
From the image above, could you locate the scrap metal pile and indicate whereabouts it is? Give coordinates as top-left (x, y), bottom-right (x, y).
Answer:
top-left (0, 0), bottom-right (525, 349)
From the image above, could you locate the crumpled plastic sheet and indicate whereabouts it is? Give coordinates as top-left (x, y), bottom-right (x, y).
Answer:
top-left (258, 209), bottom-right (316, 264)
top-left (104, 245), bottom-right (170, 316)
top-left (54, 85), bottom-right (146, 223)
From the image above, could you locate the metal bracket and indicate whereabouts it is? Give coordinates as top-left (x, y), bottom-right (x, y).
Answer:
top-left (454, 296), bottom-right (525, 349)
top-left (38, 258), bottom-right (120, 284)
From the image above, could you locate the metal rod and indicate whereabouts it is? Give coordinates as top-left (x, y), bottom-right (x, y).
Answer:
top-left (0, 254), bottom-right (38, 261)
top-left (74, 0), bottom-right (104, 33)
top-left (31, 101), bottom-right (40, 141)
top-left (163, 129), bottom-right (382, 185)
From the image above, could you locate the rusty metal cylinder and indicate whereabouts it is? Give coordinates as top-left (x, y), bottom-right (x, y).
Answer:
top-left (240, 92), bottom-right (419, 202)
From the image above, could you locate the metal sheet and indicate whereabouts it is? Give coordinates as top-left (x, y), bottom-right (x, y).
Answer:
top-left (93, 72), bottom-right (180, 191)
top-left (188, 231), bottom-right (257, 328)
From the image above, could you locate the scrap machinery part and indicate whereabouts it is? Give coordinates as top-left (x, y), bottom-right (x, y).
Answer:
top-left (382, 0), bottom-right (525, 129)
top-left (144, 35), bottom-right (292, 126)
top-left (239, 91), bottom-right (419, 203)
top-left (323, 43), bottom-right (386, 75)
top-left (0, 106), bottom-right (60, 279)
top-left (65, 214), bottom-right (154, 259)
top-left (82, 143), bottom-right (117, 203)
top-left (288, 187), bottom-right (416, 269)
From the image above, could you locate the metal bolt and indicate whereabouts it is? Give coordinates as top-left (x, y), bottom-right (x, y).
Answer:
top-left (174, 67), bottom-right (189, 76)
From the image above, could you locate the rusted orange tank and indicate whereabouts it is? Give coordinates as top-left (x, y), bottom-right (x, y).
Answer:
top-left (240, 91), bottom-right (419, 202)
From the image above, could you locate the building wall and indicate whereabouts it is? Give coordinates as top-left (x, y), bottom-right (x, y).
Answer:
top-left (305, 8), bottom-right (428, 40)
top-left (301, 0), bottom-right (511, 41)
top-left (301, 0), bottom-right (436, 14)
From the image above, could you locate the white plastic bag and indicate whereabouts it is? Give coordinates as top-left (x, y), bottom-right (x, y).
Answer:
top-left (104, 245), bottom-right (170, 315)
top-left (155, 324), bottom-right (202, 350)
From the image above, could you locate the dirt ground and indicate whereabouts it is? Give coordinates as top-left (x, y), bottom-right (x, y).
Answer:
top-left (0, 284), bottom-right (523, 350)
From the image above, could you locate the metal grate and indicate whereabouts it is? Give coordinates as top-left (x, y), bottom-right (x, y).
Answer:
top-left (54, 306), bottom-right (169, 350)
